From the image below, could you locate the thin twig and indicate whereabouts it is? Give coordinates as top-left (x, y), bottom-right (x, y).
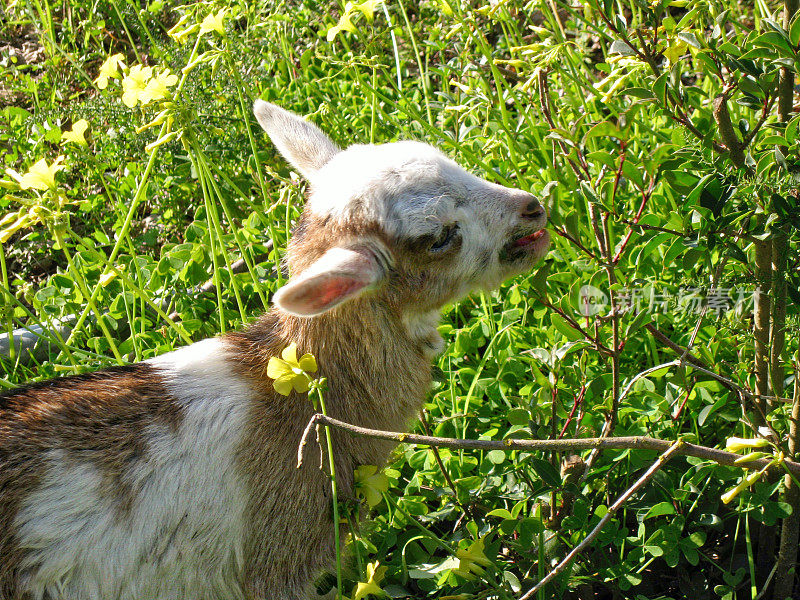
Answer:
top-left (533, 295), bottom-right (614, 356)
top-left (552, 227), bottom-right (597, 259)
top-left (519, 440), bottom-right (684, 600)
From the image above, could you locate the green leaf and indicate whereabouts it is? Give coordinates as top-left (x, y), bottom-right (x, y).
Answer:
top-left (550, 313), bottom-right (584, 342)
top-left (643, 501), bottom-right (676, 519)
top-left (579, 181), bottom-right (600, 205)
top-left (609, 40), bottom-right (636, 56)
top-left (622, 87), bottom-right (655, 99)
top-left (486, 449), bottom-right (506, 465)
top-left (791, 12), bottom-right (800, 46)
top-left (644, 544), bottom-right (664, 557)
top-left (584, 121), bottom-right (624, 143)
top-left (786, 113), bottom-right (800, 142)
top-left (553, 340), bottom-right (591, 360)
top-left (653, 72), bottom-right (668, 106)
top-left (486, 508), bottom-right (514, 519)
top-left (529, 457), bottom-right (561, 487)
top-left (752, 31), bottom-right (795, 58)
top-left (688, 531), bottom-right (707, 547)
top-left (507, 408), bottom-right (531, 426)
top-left (677, 31), bottom-right (702, 49)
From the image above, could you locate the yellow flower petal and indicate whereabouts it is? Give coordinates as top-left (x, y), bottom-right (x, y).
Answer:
top-left (292, 373), bottom-right (312, 393)
top-left (139, 69), bottom-right (178, 104)
top-left (281, 342), bottom-right (299, 364)
top-left (354, 0), bottom-right (382, 22)
top-left (355, 465), bottom-right (389, 507)
top-left (199, 9), bottom-right (227, 35)
top-left (95, 53), bottom-right (126, 88)
top-left (664, 39), bottom-right (688, 64)
top-left (16, 157), bottom-right (66, 191)
top-left (726, 437), bottom-right (770, 453)
top-left (121, 64), bottom-right (153, 107)
top-left (267, 356), bottom-right (293, 380)
top-left (61, 119), bottom-right (89, 147)
top-left (273, 375), bottom-right (296, 396)
top-left (269, 343), bottom-right (319, 396)
top-left (455, 536), bottom-right (492, 578)
top-left (99, 271), bottom-right (117, 287)
top-left (352, 562), bottom-right (387, 600)
top-left (721, 478), bottom-right (750, 504)
top-left (298, 353), bottom-right (317, 373)
top-left (356, 465), bottom-right (378, 478)
top-left (327, 5), bottom-right (357, 41)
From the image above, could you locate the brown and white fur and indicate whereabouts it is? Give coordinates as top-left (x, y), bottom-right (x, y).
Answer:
top-left (0, 102), bottom-right (549, 600)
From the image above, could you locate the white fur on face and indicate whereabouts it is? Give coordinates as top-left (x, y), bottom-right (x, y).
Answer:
top-left (15, 338), bottom-right (252, 600)
top-left (309, 140), bottom-right (547, 290)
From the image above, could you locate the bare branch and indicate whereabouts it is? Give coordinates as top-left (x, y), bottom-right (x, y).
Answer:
top-left (519, 441), bottom-right (684, 600)
top-left (299, 414), bottom-right (800, 478)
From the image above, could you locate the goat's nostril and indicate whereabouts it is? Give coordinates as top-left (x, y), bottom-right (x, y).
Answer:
top-left (522, 198), bottom-right (545, 219)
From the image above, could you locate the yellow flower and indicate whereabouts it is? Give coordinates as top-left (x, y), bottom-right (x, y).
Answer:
top-left (327, 3), bottom-right (358, 41)
top-left (355, 465), bottom-right (389, 507)
top-left (6, 156), bottom-right (66, 191)
top-left (0, 209), bottom-right (35, 243)
top-left (99, 271), bottom-right (118, 287)
top-left (354, 0), bottom-right (382, 22)
top-left (121, 64), bottom-right (153, 108)
top-left (725, 437), bottom-right (770, 453)
top-left (352, 562), bottom-right (387, 600)
top-left (266, 342), bottom-right (318, 396)
top-left (663, 38), bottom-right (688, 64)
top-left (141, 69), bottom-right (179, 104)
top-left (61, 119), bottom-right (89, 147)
top-left (734, 451), bottom-right (770, 464)
top-left (199, 9), bottom-right (227, 35)
top-left (95, 53), bottom-right (126, 89)
top-left (167, 13), bottom-right (198, 43)
top-left (454, 536), bottom-right (492, 579)
top-left (721, 469), bottom-right (766, 504)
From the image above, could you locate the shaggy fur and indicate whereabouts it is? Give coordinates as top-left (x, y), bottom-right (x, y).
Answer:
top-left (0, 102), bottom-right (549, 599)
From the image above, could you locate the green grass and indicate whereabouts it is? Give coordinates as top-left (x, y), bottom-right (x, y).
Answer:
top-left (2, 0), bottom-right (800, 598)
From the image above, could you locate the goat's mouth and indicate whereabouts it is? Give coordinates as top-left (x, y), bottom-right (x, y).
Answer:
top-left (500, 228), bottom-right (550, 262)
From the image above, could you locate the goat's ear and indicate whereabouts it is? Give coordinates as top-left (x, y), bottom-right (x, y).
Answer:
top-left (274, 246), bottom-right (385, 317)
top-left (253, 100), bottom-right (340, 180)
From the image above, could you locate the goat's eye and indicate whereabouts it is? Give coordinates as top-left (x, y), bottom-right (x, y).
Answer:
top-left (429, 224), bottom-right (459, 253)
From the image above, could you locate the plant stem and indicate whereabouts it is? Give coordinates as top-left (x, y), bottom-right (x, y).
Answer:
top-left (771, 229), bottom-right (788, 403)
top-left (54, 228), bottom-right (124, 363)
top-left (773, 353), bottom-right (800, 600)
top-left (754, 237), bottom-right (772, 427)
top-left (58, 36), bottom-right (203, 361)
top-left (66, 227), bottom-right (193, 346)
top-left (314, 386), bottom-right (343, 599)
top-left (0, 243), bottom-right (15, 362)
top-left (519, 441), bottom-right (684, 600)
top-left (778, 0), bottom-right (799, 123)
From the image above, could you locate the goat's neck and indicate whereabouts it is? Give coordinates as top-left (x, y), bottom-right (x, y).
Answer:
top-left (281, 301), bottom-right (433, 426)
top-left (230, 301), bottom-right (436, 435)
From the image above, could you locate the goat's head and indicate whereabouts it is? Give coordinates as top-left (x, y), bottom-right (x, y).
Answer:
top-left (254, 101), bottom-right (549, 322)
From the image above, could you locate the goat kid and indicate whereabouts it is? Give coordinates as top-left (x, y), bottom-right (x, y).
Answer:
top-left (0, 102), bottom-right (549, 600)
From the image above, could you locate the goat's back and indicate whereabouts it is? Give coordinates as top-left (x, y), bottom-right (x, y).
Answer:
top-left (0, 339), bottom-right (258, 599)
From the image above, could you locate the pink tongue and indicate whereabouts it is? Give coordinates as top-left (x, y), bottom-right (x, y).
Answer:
top-left (514, 230), bottom-right (543, 247)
